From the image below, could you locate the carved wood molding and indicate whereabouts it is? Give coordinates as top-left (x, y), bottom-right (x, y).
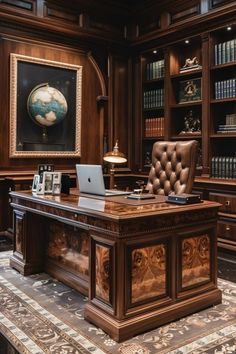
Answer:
top-left (10, 196), bottom-right (219, 239)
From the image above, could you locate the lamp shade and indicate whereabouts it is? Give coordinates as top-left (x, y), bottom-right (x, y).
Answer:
top-left (103, 140), bottom-right (127, 164)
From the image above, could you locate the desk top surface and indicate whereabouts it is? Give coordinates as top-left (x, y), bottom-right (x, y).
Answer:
top-left (10, 189), bottom-right (220, 220)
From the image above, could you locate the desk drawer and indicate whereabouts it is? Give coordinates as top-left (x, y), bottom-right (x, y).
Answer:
top-left (217, 219), bottom-right (236, 242)
top-left (209, 193), bottom-right (236, 215)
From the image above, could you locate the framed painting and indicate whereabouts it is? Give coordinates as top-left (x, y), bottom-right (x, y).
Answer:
top-left (179, 78), bottom-right (202, 103)
top-left (9, 54), bottom-right (82, 157)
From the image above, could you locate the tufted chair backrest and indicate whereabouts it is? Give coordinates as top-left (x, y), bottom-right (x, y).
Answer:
top-left (146, 140), bottom-right (198, 196)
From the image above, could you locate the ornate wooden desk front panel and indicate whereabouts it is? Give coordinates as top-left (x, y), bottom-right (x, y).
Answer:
top-left (10, 191), bottom-right (221, 342)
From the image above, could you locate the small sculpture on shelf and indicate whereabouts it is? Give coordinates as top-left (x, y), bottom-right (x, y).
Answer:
top-left (180, 57), bottom-right (202, 72)
top-left (179, 110), bottom-right (201, 136)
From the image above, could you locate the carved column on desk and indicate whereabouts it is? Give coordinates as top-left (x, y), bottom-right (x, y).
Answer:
top-left (10, 209), bottom-right (45, 275)
top-left (89, 233), bottom-right (116, 314)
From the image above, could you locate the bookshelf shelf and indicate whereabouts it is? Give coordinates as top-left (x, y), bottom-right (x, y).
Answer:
top-left (143, 107), bottom-right (164, 111)
top-left (211, 97), bottom-right (236, 104)
top-left (143, 136), bottom-right (164, 141)
top-left (170, 69), bottom-right (202, 79)
top-left (171, 135), bottom-right (202, 140)
top-left (143, 77), bottom-right (164, 84)
top-left (210, 134), bottom-right (236, 138)
top-left (171, 101), bottom-right (202, 108)
top-left (211, 61), bottom-right (236, 70)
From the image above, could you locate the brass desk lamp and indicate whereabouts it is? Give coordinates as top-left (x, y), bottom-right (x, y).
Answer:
top-left (103, 140), bottom-right (127, 190)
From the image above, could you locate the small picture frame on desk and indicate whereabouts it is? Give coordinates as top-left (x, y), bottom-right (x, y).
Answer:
top-left (36, 171), bottom-right (62, 195)
top-left (52, 172), bottom-right (62, 195)
top-left (36, 182), bottom-right (45, 195)
top-left (32, 174), bottom-right (40, 192)
top-left (38, 164), bottom-right (54, 182)
top-left (43, 172), bottom-right (54, 194)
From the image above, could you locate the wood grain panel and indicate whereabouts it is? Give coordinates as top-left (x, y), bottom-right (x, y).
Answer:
top-left (217, 219), bottom-right (236, 242)
top-left (47, 221), bottom-right (89, 277)
top-left (181, 234), bottom-right (210, 289)
top-left (209, 192), bottom-right (236, 214)
top-left (171, 5), bottom-right (200, 24)
top-left (95, 244), bottom-right (111, 303)
top-left (0, 0), bottom-right (35, 13)
top-left (131, 243), bottom-right (166, 303)
top-left (14, 210), bottom-right (25, 254)
top-left (44, 3), bottom-right (80, 24)
top-left (109, 54), bottom-right (130, 164)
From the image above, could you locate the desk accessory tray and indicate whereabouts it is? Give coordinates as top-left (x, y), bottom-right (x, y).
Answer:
top-left (167, 193), bottom-right (201, 204)
top-left (127, 193), bottom-right (155, 200)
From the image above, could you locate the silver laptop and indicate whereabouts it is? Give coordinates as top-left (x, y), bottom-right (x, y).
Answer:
top-left (76, 164), bottom-right (131, 197)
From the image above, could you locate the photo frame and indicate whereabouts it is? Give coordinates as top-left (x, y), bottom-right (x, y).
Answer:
top-left (38, 164), bottom-right (54, 182)
top-left (43, 172), bottom-right (54, 194)
top-left (32, 174), bottom-right (40, 192)
top-left (52, 172), bottom-right (62, 195)
top-left (9, 54), bottom-right (82, 157)
top-left (39, 171), bottom-right (62, 195)
top-left (179, 78), bottom-right (202, 103)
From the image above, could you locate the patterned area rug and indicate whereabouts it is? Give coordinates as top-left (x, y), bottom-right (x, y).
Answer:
top-left (0, 251), bottom-right (236, 354)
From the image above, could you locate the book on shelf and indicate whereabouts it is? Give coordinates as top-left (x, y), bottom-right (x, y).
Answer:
top-left (214, 38), bottom-right (236, 65)
top-left (225, 114), bottom-right (236, 125)
top-left (217, 130), bottom-right (236, 133)
top-left (217, 124), bottom-right (236, 133)
top-left (146, 59), bottom-right (165, 80)
top-left (214, 78), bottom-right (236, 99)
top-left (218, 124), bottom-right (236, 128)
top-left (211, 156), bottom-right (236, 179)
top-left (144, 117), bottom-right (164, 137)
top-left (143, 89), bottom-right (164, 109)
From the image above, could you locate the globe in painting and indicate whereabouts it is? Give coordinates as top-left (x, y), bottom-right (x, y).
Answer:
top-left (27, 83), bottom-right (68, 128)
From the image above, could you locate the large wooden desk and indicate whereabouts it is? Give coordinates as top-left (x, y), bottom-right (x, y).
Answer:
top-left (10, 190), bottom-right (222, 342)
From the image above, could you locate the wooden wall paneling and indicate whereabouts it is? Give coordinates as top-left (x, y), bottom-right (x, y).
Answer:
top-left (201, 33), bottom-right (210, 176)
top-left (84, 53), bottom-right (107, 164)
top-left (43, 1), bottom-right (80, 25)
top-left (131, 2), bottom-right (236, 50)
top-left (0, 0), bottom-right (36, 15)
top-left (127, 56), bottom-right (133, 172)
top-left (210, 0), bottom-right (235, 9)
top-left (0, 179), bottom-right (8, 233)
top-left (0, 36), bottom-right (106, 170)
top-left (107, 54), bottom-right (114, 151)
top-left (171, 4), bottom-right (200, 24)
top-left (0, 0), bottom-right (128, 46)
top-left (132, 55), bottom-right (142, 172)
top-left (108, 53), bottom-right (130, 168)
top-left (164, 47), bottom-right (171, 141)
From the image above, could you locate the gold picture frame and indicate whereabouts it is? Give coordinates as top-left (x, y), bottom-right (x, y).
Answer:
top-left (9, 54), bottom-right (82, 158)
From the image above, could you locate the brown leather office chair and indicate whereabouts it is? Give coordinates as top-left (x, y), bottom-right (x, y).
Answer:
top-left (146, 140), bottom-right (198, 195)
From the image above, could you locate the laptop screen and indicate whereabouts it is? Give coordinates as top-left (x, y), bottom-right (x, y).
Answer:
top-left (76, 164), bottom-right (106, 196)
